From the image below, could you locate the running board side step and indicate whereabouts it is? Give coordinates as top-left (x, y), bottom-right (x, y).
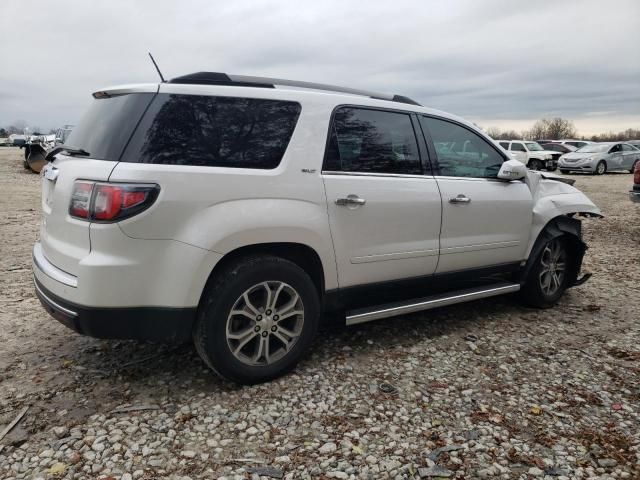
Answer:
top-left (345, 282), bottom-right (521, 326)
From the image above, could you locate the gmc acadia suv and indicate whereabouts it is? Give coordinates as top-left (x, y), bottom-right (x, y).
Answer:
top-left (33, 72), bottom-right (601, 384)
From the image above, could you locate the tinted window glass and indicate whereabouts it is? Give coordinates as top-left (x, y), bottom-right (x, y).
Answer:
top-left (621, 144), bottom-right (635, 152)
top-left (64, 93), bottom-right (155, 161)
top-left (510, 143), bottom-right (526, 152)
top-left (123, 94), bottom-right (301, 169)
top-left (499, 142), bottom-right (510, 149)
top-left (324, 107), bottom-right (421, 174)
top-left (420, 116), bottom-right (505, 178)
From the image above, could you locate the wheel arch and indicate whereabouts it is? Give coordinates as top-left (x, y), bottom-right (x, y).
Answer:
top-left (521, 215), bottom-right (587, 288)
top-left (198, 242), bottom-right (326, 310)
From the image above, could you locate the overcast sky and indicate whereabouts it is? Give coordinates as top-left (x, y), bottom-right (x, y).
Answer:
top-left (1, 0), bottom-right (638, 136)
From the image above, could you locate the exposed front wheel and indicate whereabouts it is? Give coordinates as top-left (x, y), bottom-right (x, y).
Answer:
top-left (520, 237), bottom-right (570, 308)
top-left (194, 256), bottom-right (320, 384)
top-left (595, 161), bottom-right (606, 175)
top-left (528, 159), bottom-right (543, 171)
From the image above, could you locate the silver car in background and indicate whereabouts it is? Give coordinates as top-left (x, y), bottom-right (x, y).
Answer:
top-left (558, 142), bottom-right (640, 175)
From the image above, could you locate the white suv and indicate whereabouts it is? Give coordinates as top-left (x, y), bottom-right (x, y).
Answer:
top-left (33, 72), bottom-right (601, 384)
top-left (497, 140), bottom-right (558, 171)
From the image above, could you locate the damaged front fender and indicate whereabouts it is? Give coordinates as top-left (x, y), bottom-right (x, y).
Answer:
top-left (525, 171), bottom-right (602, 258)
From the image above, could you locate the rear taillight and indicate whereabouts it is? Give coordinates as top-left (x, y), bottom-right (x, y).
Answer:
top-left (69, 181), bottom-right (159, 222)
top-left (69, 181), bottom-right (93, 219)
top-left (634, 163), bottom-right (640, 185)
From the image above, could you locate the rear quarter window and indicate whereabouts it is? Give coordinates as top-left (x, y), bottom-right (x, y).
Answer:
top-left (122, 94), bottom-right (301, 169)
top-left (64, 93), bottom-right (156, 161)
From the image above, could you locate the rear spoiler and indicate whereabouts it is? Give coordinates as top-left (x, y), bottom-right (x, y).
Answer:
top-left (92, 83), bottom-right (159, 99)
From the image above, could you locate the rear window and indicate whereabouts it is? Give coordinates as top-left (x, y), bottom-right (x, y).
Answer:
top-left (122, 94), bottom-right (301, 169)
top-left (64, 93), bottom-right (155, 161)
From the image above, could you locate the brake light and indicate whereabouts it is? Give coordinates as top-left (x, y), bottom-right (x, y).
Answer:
top-left (634, 162), bottom-right (640, 185)
top-left (69, 181), bottom-right (93, 218)
top-left (69, 181), bottom-right (159, 222)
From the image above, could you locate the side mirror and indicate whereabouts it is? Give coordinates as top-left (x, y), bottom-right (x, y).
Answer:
top-left (497, 159), bottom-right (527, 181)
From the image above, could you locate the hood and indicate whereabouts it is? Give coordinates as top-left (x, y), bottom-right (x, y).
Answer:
top-left (562, 151), bottom-right (597, 160)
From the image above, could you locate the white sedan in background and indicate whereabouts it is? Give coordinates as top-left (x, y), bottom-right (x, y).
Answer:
top-left (559, 142), bottom-right (640, 175)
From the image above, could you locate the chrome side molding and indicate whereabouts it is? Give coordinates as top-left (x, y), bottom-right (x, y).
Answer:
top-left (345, 282), bottom-right (521, 325)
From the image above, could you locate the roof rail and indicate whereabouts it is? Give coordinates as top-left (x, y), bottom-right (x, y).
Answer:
top-left (169, 72), bottom-right (422, 106)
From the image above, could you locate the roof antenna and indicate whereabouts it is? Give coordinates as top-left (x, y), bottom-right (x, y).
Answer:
top-left (148, 52), bottom-right (166, 83)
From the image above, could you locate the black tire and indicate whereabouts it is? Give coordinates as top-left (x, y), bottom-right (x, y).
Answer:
top-left (528, 159), bottom-right (543, 171)
top-left (193, 255), bottom-right (320, 385)
top-left (519, 237), bottom-right (570, 308)
top-left (560, 169), bottom-right (570, 174)
top-left (595, 161), bottom-right (606, 175)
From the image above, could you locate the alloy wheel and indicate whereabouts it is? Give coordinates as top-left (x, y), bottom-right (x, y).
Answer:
top-left (226, 281), bottom-right (304, 366)
top-left (538, 239), bottom-right (566, 296)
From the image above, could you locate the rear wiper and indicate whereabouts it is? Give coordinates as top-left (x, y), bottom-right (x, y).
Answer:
top-left (45, 145), bottom-right (91, 161)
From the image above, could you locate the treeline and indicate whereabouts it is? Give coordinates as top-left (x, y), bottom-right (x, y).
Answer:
top-left (485, 117), bottom-right (640, 142)
top-left (0, 120), bottom-right (49, 137)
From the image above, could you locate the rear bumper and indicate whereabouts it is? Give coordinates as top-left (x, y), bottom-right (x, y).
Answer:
top-left (34, 277), bottom-right (195, 342)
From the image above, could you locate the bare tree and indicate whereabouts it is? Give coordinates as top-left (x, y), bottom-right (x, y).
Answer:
top-left (527, 120), bottom-right (549, 140)
top-left (590, 128), bottom-right (640, 142)
top-left (545, 118), bottom-right (576, 139)
top-left (485, 127), bottom-right (502, 139)
top-left (6, 120), bottom-right (28, 134)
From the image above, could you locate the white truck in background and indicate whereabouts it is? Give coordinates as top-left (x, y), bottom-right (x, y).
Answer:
top-left (498, 140), bottom-right (558, 171)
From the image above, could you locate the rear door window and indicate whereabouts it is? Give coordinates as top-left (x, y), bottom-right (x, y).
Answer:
top-left (510, 142), bottom-right (526, 152)
top-left (123, 94), bottom-right (301, 169)
top-left (324, 107), bottom-right (422, 175)
top-left (64, 93), bottom-right (156, 161)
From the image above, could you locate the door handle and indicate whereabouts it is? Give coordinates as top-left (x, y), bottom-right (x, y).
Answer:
top-left (449, 194), bottom-right (471, 204)
top-left (335, 194), bottom-right (366, 207)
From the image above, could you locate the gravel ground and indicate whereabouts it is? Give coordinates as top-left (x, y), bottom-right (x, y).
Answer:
top-left (0, 146), bottom-right (638, 480)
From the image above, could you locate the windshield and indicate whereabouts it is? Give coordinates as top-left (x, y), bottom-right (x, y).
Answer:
top-left (525, 142), bottom-right (543, 151)
top-left (64, 93), bottom-right (155, 161)
top-left (576, 144), bottom-right (611, 153)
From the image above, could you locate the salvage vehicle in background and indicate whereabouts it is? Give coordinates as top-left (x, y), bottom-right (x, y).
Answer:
top-left (540, 142), bottom-right (577, 162)
top-left (23, 134), bottom-right (56, 172)
top-left (559, 142), bottom-right (640, 175)
top-left (541, 139), bottom-right (595, 149)
top-left (33, 72), bottom-right (601, 384)
top-left (630, 160), bottom-right (640, 203)
top-left (9, 134), bottom-right (27, 147)
top-left (23, 126), bottom-right (74, 173)
top-left (497, 140), bottom-right (558, 171)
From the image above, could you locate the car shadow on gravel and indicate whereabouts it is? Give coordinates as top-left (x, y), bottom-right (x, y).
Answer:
top-left (54, 292), bottom-right (535, 395)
